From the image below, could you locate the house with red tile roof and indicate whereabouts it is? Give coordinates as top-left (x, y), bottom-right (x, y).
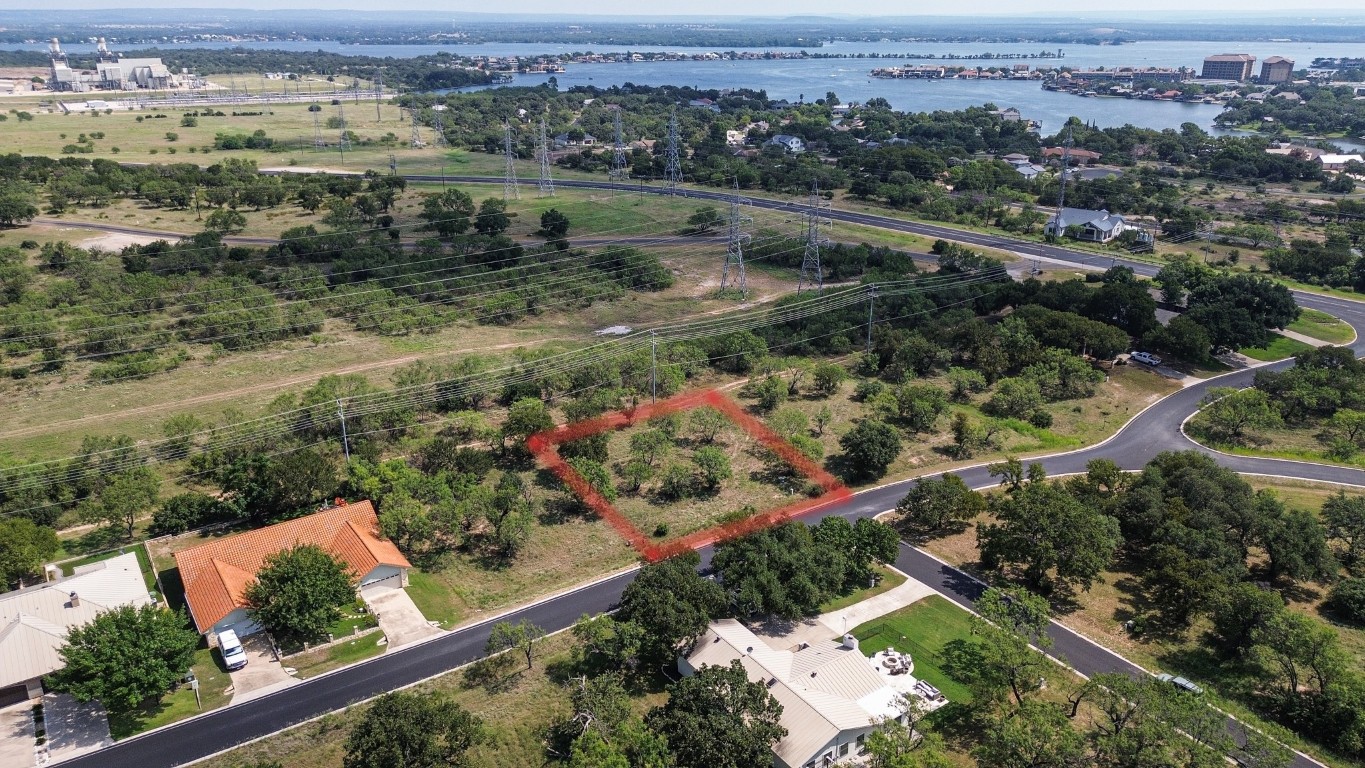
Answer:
top-left (174, 500), bottom-right (410, 638)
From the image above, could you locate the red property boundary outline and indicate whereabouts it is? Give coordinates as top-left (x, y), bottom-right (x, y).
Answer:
top-left (527, 389), bottom-right (853, 562)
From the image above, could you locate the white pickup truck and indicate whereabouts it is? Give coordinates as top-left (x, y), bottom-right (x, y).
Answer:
top-left (217, 629), bottom-right (248, 670)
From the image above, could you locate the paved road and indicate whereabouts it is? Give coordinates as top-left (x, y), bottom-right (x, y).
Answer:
top-left (64, 179), bottom-right (1365, 768)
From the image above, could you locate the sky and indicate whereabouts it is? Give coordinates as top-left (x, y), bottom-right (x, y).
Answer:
top-left (30, 2), bottom-right (1365, 15)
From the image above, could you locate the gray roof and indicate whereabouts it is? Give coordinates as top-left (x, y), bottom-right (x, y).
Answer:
top-left (1050, 207), bottom-right (1125, 232)
top-left (0, 553), bottom-right (153, 688)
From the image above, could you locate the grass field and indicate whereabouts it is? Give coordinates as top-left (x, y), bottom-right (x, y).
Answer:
top-left (287, 632), bottom-right (386, 679)
top-left (1238, 332), bottom-right (1316, 362)
top-left (1288, 308), bottom-right (1357, 345)
top-left (851, 595), bottom-right (976, 704)
top-left (820, 563), bottom-right (907, 613)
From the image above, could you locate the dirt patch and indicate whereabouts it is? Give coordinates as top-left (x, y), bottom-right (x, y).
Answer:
top-left (76, 232), bottom-right (168, 251)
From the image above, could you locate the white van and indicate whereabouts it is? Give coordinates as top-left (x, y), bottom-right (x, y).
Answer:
top-left (217, 629), bottom-right (248, 671)
top-left (1129, 351), bottom-right (1163, 366)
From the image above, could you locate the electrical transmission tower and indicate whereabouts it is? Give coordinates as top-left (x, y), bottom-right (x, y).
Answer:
top-left (1050, 125), bottom-right (1074, 238)
top-left (373, 77), bottom-right (383, 122)
top-left (336, 104), bottom-right (350, 158)
top-left (721, 182), bottom-right (752, 299)
top-left (536, 117), bottom-right (555, 197)
top-left (431, 108), bottom-right (447, 147)
top-left (410, 109), bottom-right (424, 148)
top-left (610, 109), bottom-right (628, 190)
top-left (798, 179), bottom-right (831, 292)
top-left (664, 106), bottom-right (682, 194)
top-left (503, 121), bottom-right (520, 200)
top-left (312, 109), bottom-right (325, 148)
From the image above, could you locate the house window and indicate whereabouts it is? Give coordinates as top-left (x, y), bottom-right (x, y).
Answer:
top-left (856, 734), bottom-right (866, 754)
top-left (839, 743), bottom-right (850, 756)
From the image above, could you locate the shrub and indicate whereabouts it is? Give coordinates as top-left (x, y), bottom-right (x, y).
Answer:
top-left (1326, 578), bottom-right (1365, 625)
top-left (1028, 410), bottom-right (1054, 429)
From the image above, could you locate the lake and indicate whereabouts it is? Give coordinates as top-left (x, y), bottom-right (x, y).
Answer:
top-left (10, 37), bottom-right (1365, 139)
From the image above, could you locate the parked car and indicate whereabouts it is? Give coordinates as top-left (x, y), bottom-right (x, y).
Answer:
top-left (1129, 351), bottom-right (1163, 366)
top-left (217, 629), bottom-right (248, 671)
top-left (1156, 672), bottom-right (1203, 694)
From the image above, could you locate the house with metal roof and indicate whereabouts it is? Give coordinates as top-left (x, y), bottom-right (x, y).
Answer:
top-left (173, 500), bottom-right (410, 640)
top-left (765, 134), bottom-right (807, 154)
top-left (0, 553), bottom-right (153, 706)
top-left (1044, 207), bottom-right (1132, 243)
top-left (681, 619), bottom-right (917, 768)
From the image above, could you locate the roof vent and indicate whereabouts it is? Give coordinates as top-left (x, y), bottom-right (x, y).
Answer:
top-left (69, 591), bottom-right (80, 608)
top-left (810, 671), bottom-right (817, 678)
top-left (745, 646), bottom-right (754, 654)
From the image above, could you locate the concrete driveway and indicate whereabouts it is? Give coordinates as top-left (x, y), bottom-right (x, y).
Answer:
top-left (42, 693), bottom-right (111, 763)
top-left (228, 634), bottom-right (299, 705)
top-left (362, 584), bottom-right (442, 648)
top-left (0, 702), bottom-right (34, 768)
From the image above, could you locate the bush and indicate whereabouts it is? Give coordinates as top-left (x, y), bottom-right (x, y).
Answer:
top-left (853, 379), bottom-right (884, 401)
top-left (1326, 578), bottom-right (1365, 625)
top-left (1028, 410), bottom-right (1054, 429)
top-left (149, 492), bottom-right (236, 536)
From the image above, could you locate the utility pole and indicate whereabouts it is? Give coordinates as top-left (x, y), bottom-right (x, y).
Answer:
top-left (650, 330), bottom-right (658, 404)
top-left (865, 284), bottom-right (878, 353)
top-left (536, 117), bottom-right (555, 197)
top-left (721, 181), bottom-right (751, 299)
top-left (1050, 125), bottom-right (1074, 238)
top-left (610, 108), bottom-right (628, 193)
top-left (410, 109), bottom-right (424, 148)
top-left (337, 399), bottom-right (351, 462)
top-left (503, 121), bottom-right (520, 200)
top-left (336, 103), bottom-right (349, 161)
top-left (373, 76), bottom-right (382, 122)
top-left (799, 179), bottom-right (830, 292)
top-left (664, 106), bottom-right (682, 194)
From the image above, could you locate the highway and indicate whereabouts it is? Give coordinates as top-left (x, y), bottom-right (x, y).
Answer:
top-left (63, 177), bottom-right (1365, 768)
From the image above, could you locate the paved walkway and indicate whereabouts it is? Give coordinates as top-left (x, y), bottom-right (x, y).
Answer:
top-left (362, 585), bottom-right (443, 649)
top-left (0, 702), bottom-right (34, 768)
top-left (751, 568), bottom-right (939, 651)
top-left (42, 693), bottom-right (111, 764)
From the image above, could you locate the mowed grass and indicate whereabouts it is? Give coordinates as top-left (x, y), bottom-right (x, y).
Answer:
top-left (820, 563), bottom-right (907, 613)
top-left (851, 595), bottom-right (975, 704)
top-left (1238, 332), bottom-right (1316, 362)
top-left (108, 646), bottom-right (233, 739)
top-left (1287, 308), bottom-right (1356, 345)
top-left (287, 633), bottom-right (386, 679)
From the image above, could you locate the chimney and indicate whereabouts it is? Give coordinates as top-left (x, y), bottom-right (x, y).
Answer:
top-left (69, 591), bottom-right (80, 608)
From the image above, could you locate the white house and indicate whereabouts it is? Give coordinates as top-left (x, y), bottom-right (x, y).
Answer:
top-left (682, 619), bottom-right (916, 768)
top-left (765, 134), bottom-right (806, 154)
top-left (1044, 207), bottom-right (1131, 243)
top-left (0, 553), bottom-right (153, 705)
top-left (1320, 153), bottom-right (1365, 171)
top-left (175, 500), bottom-right (410, 640)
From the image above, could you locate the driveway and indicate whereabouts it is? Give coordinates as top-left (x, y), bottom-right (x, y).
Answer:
top-left (42, 693), bottom-right (111, 764)
top-left (0, 702), bottom-right (33, 768)
top-left (228, 634), bottom-right (299, 705)
top-left (362, 584), bottom-right (443, 648)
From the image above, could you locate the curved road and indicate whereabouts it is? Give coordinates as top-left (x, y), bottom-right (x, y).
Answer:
top-left (64, 178), bottom-right (1365, 768)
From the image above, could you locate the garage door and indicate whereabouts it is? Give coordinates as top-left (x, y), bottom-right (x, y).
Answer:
top-left (0, 684), bottom-right (30, 708)
top-left (360, 572), bottom-right (403, 591)
top-left (223, 616), bottom-right (262, 639)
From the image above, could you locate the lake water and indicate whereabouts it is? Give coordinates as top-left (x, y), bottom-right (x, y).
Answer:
top-left (11, 38), bottom-right (1365, 140)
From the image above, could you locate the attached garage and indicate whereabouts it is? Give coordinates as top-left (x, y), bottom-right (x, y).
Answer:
top-left (0, 683), bottom-right (31, 708)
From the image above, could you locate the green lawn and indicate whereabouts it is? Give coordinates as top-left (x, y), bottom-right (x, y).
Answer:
top-left (288, 632), bottom-right (386, 679)
top-left (1287, 308), bottom-right (1356, 345)
top-left (404, 569), bottom-right (464, 628)
top-left (108, 646), bottom-right (232, 739)
top-left (820, 564), bottom-right (907, 613)
top-left (1238, 333), bottom-right (1315, 362)
top-left (851, 595), bottom-right (975, 704)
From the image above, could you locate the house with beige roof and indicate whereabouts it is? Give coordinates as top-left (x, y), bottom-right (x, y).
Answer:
top-left (174, 500), bottom-right (410, 640)
top-left (0, 552), bottom-right (153, 706)
top-left (681, 619), bottom-right (918, 768)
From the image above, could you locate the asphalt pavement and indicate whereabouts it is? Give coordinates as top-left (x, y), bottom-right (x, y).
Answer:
top-left (62, 178), bottom-right (1365, 768)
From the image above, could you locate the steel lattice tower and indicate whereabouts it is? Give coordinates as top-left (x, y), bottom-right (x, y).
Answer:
top-left (312, 109), bottom-right (325, 148)
top-left (1052, 125), bottom-right (1074, 237)
top-left (410, 109), bottom-right (424, 148)
top-left (503, 121), bottom-right (520, 200)
top-left (664, 107), bottom-right (682, 194)
top-left (721, 181), bottom-right (752, 299)
top-left (798, 179), bottom-right (830, 292)
top-left (536, 117), bottom-right (555, 197)
top-left (336, 104), bottom-right (350, 154)
top-left (610, 109), bottom-right (628, 187)
top-left (431, 108), bottom-right (448, 147)
top-left (373, 77), bottom-right (383, 122)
